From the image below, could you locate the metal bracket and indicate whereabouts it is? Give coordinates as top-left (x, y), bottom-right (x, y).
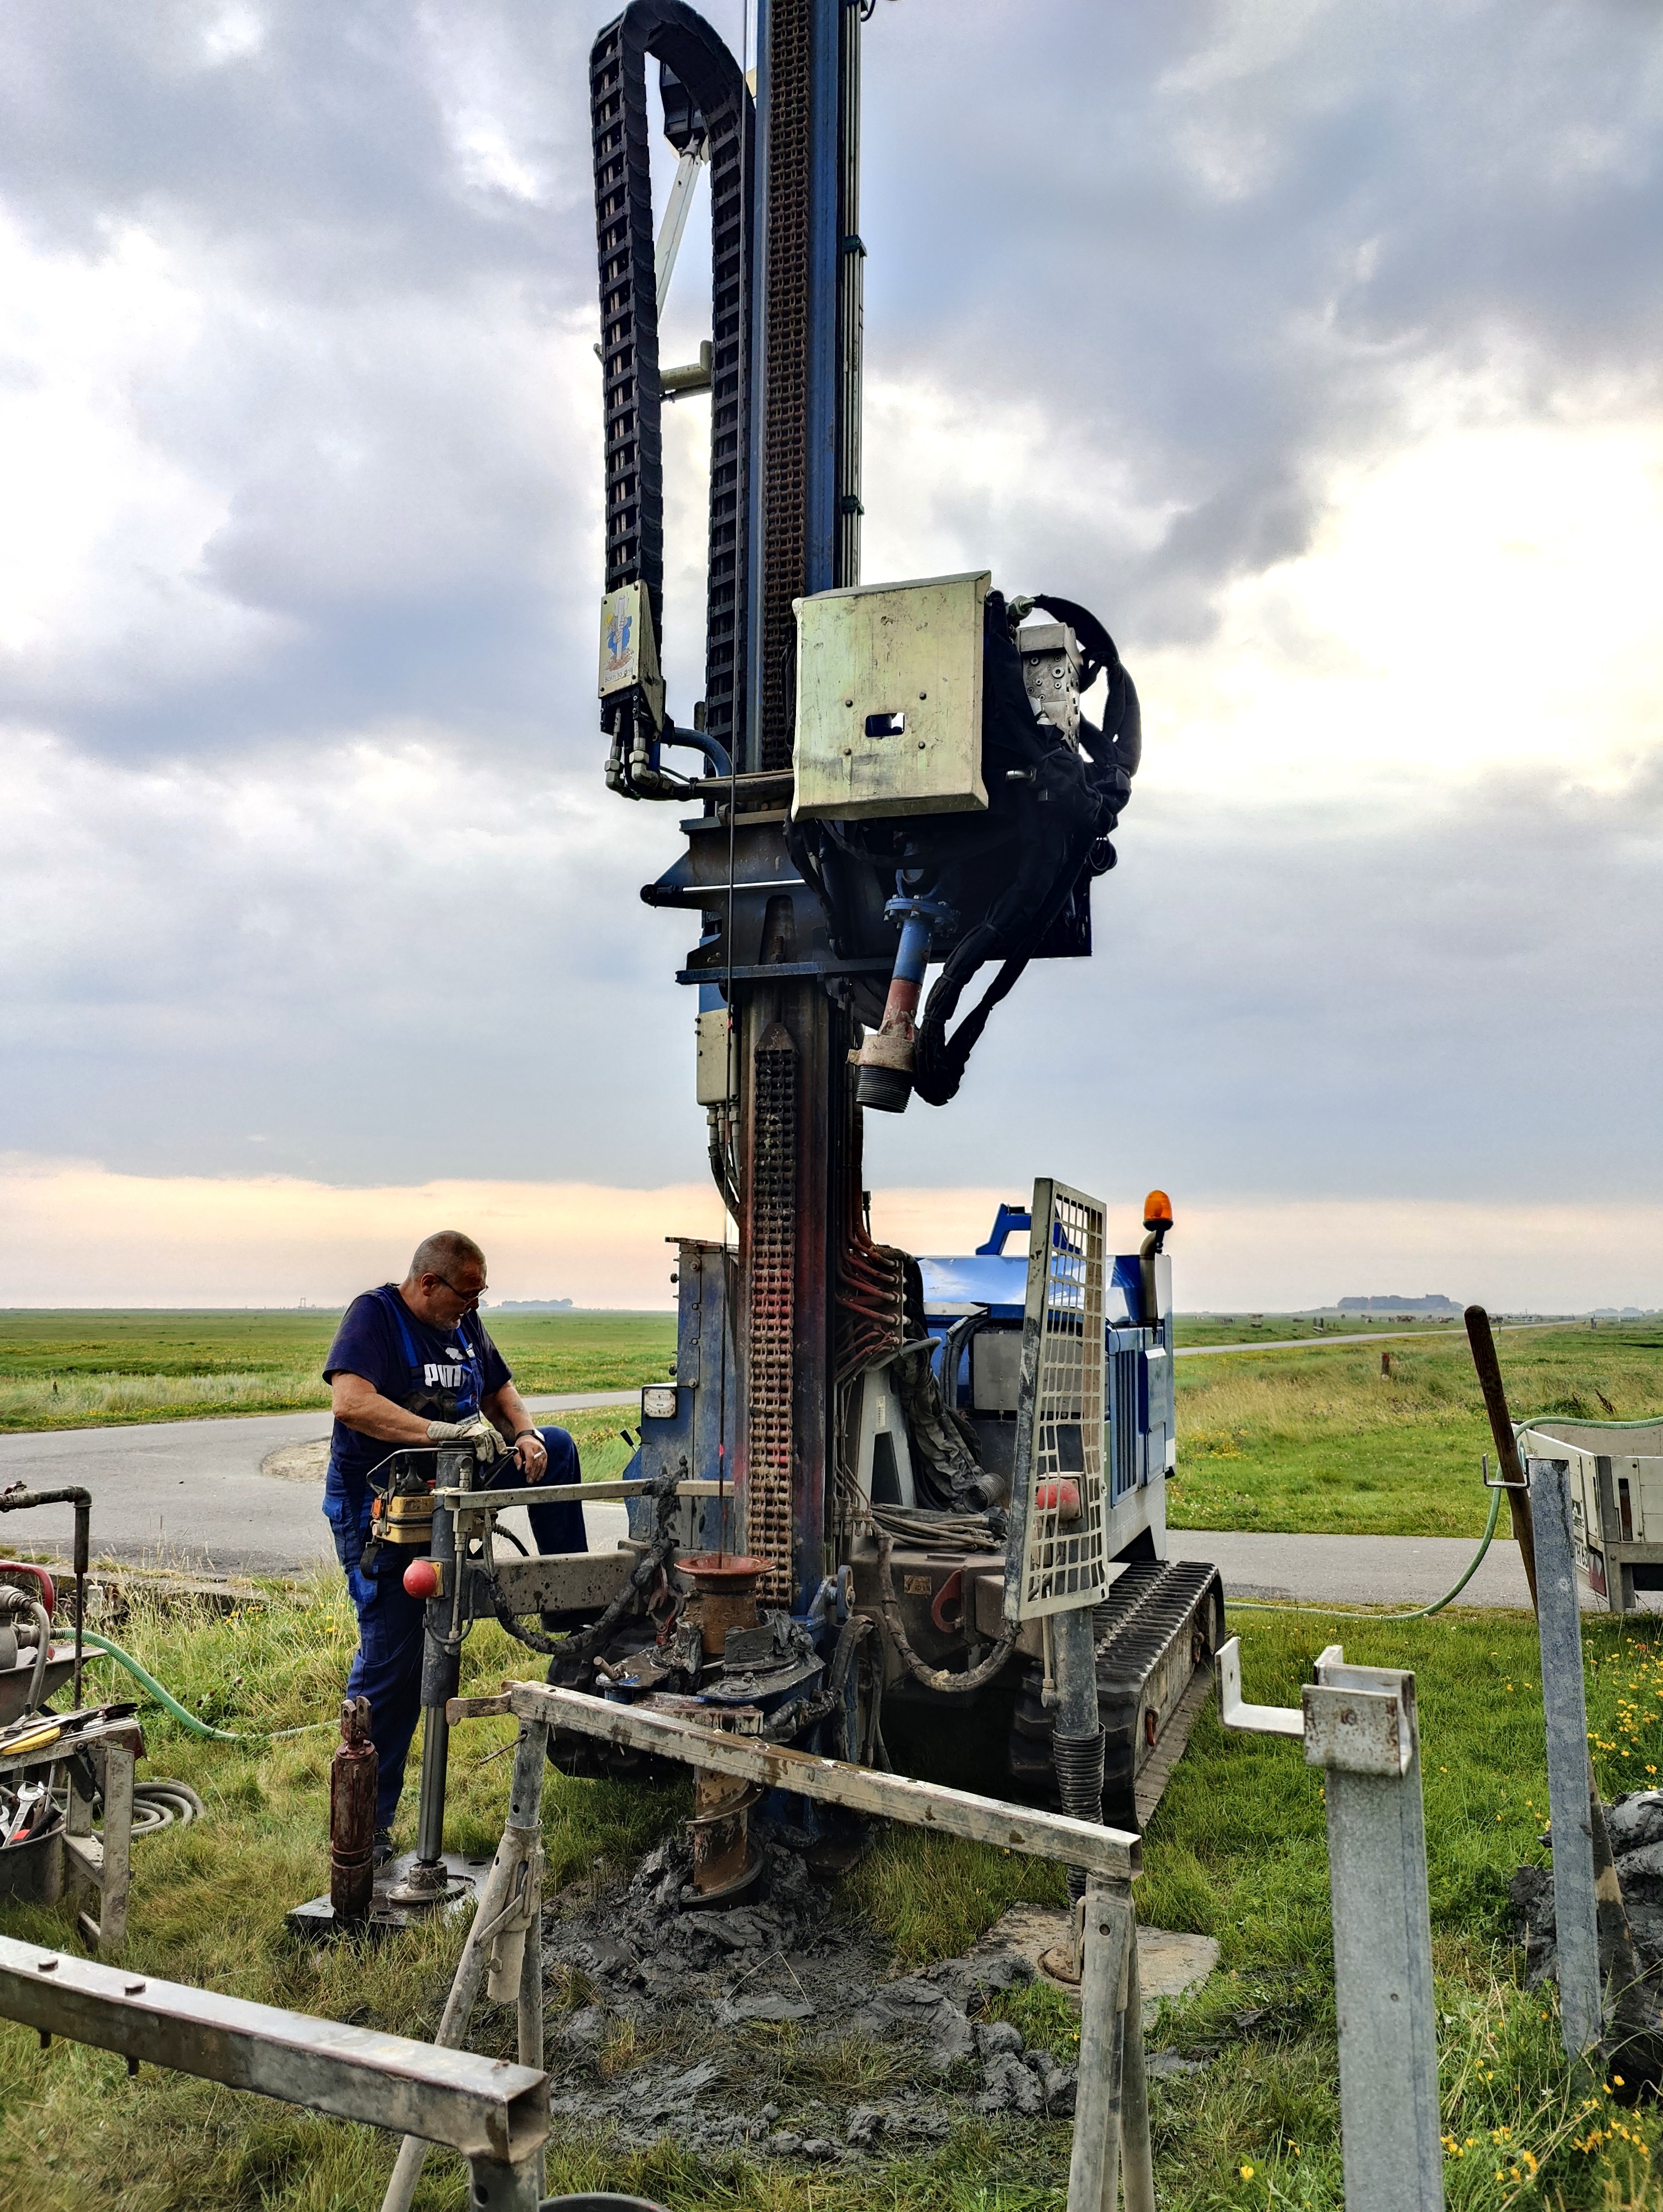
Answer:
top-left (1215, 1637), bottom-right (1304, 1738)
top-left (1482, 1450), bottom-right (1528, 1492)
top-left (1303, 1662), bottom-right (1415, 1777)
top-left (1217, 1637), bottom-right (1415, 1776)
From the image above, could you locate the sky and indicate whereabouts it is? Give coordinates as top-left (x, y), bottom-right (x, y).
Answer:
top-left (1, 0), bottom-right (1660, 1311)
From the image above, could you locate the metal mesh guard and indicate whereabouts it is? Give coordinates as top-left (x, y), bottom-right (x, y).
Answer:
top-left (1011, 1180), bottom-right (1109, 1620)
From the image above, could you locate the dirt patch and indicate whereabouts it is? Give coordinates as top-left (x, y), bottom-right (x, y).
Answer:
top-left (974, 1901), bottom-right (1220, 2018)
top-left (260, 1439), bottom-right (329, 1483)
top-left (540, 1820), bottom-right (1079, 2164)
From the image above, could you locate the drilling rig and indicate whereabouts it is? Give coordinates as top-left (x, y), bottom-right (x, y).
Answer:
top-left (571, 0), bottom-right (1225, 1840)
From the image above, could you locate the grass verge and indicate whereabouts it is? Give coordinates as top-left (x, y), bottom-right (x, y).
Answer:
top-left (6, 1590), bottom-right (1663, 2206)
top-left (0, 1311), bottom-right (678, 1431)
top-left (1170, 1324), bottom-right (1663, 1537)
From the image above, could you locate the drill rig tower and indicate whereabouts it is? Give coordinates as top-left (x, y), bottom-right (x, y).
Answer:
top-left (588, 0), bottom-right (1221, 1827)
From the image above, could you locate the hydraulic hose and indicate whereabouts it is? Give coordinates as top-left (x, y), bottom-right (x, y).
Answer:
top-left (79, 1630), bottom-right (329, 1741)
top-left (872, 1526), bottom-right (1017, 1693)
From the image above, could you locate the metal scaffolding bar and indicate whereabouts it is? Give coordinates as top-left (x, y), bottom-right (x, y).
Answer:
top-left (487, 1678), bottom-right (1140, 1877)
top-left (0, 1933), bottom-right (547, 2202)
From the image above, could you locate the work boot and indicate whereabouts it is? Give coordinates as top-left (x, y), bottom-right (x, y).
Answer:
top-left (373, 1828), bottom-right (394, 1869)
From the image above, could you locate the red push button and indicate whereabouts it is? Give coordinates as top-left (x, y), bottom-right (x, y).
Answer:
top-left (402, 1558), bottom-right (441, 1599)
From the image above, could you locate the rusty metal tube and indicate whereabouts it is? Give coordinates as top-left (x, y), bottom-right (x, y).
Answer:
top-left (329, 1697), bottom-right (378, 1923)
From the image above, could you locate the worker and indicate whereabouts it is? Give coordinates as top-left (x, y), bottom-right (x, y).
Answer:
top-left (322, 1229), bottom-right (584, 1860)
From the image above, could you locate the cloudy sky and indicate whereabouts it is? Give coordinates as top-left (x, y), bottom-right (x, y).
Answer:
top-left (2, 0), bottom-right (1660, 1309)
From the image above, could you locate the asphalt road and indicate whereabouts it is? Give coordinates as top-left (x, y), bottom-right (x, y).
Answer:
top-left (0, 1395), bottom-right (1565, 1608)
top-left (0, 1323), bottom-right (1585, 1598)
top-left (1164, 1527), bottom-right (1588, 1610)
top-left (0, 1390), bottom-right (639, 1577)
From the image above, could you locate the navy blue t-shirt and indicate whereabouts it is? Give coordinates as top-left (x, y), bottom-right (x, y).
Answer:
top-left (321, 1287), bottom-right (511, 1552)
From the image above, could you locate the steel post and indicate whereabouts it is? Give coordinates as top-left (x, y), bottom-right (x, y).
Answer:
top-left (414, 1458), bottom-right (464, 1868)
top-left (1120, 1921), bottom-right (1155, 2212)
top-left (1528, 1455), bottom-right (1602, 2056)
top-left (1307, 1651), bottom-right (1442, 2212)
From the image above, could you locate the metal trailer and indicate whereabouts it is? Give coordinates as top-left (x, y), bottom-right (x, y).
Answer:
top-left (393, 0), bottom-right (1221, 1861)
top-left (1522, 1420), bottom-right (1663, 1613)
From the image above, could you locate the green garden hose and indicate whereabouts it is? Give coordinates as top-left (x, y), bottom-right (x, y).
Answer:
top-left (1226, 1481), bottom-right (1504, 1623)
top-left (79, 1630), bottom-right (330, 1743)
top-left (1227, 1405), bottom-right (1662, 1624)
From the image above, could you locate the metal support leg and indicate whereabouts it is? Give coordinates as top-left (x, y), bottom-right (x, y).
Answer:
top-left (1310, 1651), bottom-right (1442, 2212)
top-left (516, 1861), bottom-right (546, 2203)
top-left (97, 1745), bottom-right (134, 1960)
top-left (464, 2151), bottom-right (545, 2211)
top-left (381, 1720), bottom-right (550, 2212)
top-left (1068, 1879), bottom-right (1132, 2212)
top-left (1529, 1457), bottom-right (1602, 2057)
top-left (1051, 1608), bottom-right (1105, 1913)
top-left (1120, 1923), bottom-right (1155, 2212)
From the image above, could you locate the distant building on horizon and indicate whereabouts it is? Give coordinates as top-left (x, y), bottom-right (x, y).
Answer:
top-left (491, 1298), bottom-right (574, 1312)
top-left (1336, 1293), bottom-right (1461, 1313)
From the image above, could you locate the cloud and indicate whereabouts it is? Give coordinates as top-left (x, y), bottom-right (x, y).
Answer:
top-left (0, 1154), bottom-right (723, 1308)
top-left (0, 0), bottom-right (1659, 1302)
top-left (0, 723), bottom-right (708, 1184)
top-left (859, 0), bottom-right (1663, 638)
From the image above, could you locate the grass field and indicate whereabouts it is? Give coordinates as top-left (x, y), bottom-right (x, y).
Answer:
top-left (0, 1307), bottom-right (1521, 1433)
top-left (3, 1587), bottom-right (1663, 2208)
top-left (1169, 1322), bottom-right (1663, 1538)
top-left (1173, 1313), bottom-right (1473, 1349)
top-left (0, 1310), bottom-right (679, 1431)
top-left (6, 1312), bottom-right (1662, 1551)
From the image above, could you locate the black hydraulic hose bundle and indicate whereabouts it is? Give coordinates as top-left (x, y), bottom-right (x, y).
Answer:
top-left (912, 593), bottom-right (1141, 1107)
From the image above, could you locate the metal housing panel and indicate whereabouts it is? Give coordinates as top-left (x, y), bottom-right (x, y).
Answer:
top-left (791, 571), bottom-right (990, 819)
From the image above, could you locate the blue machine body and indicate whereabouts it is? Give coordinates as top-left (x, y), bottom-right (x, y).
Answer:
top-left (917, 1205), bottom-right (1176, 1524)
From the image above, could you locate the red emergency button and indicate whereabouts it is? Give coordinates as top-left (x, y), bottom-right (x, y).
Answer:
top-left (402, 1558), bottom-right (442, 1600)
top-left (1035, 1478), bottom-right (1082, 1520)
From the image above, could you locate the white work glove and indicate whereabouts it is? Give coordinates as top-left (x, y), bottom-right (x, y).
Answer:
top-left (426, 1413), bottom-right (506, 1464)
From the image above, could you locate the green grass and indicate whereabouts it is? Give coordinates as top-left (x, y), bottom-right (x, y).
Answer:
top-left (6, 1592), bottom-right (1663, 2208)
top-left (0, 1310), bottom-right (677, 1431)
top-left (1170, 1323), bottom-right (1663, 1537)
top-left (1174, 1313), bottom-right (1473, 1349)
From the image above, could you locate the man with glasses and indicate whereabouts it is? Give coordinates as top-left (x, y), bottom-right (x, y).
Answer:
top-left (322, 1229), bottom-right (585, 1859)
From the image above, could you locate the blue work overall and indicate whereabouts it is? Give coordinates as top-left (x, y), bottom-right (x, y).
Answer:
top-left (327, 1288), bottom-right (585, 1830)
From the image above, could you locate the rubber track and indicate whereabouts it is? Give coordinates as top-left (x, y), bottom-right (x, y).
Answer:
top-left (589, 3), bottom-right (753, 757)
top-left (1007, 1558), bottom-right (1226, 1830)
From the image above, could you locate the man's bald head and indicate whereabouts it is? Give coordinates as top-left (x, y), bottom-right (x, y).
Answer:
top-left (407, 1230), bottom-right (485, 1285)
